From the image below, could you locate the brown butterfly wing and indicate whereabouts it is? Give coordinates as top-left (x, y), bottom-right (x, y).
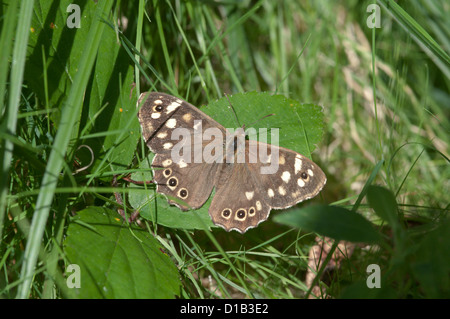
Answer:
top-left (152, 153), bottom-right (221, 210)
top-left (249, 141), bottom-right (327, 209)
top-left (208, 140), bottom-right (326, 233)
top-left (138, 92), bottom-right (226, 153)
top-left (138, 92), bottom-right (225, 210)
top-left (209, 161), bottom-right (272, 233)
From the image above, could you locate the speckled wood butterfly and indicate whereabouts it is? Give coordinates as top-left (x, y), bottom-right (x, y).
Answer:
top-left (137, 92), bottom-right (326, 233)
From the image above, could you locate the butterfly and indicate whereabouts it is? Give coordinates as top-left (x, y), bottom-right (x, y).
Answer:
top-left (137, 92), bottom-right (326, 233)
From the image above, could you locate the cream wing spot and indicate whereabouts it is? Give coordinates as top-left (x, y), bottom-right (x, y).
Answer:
top-left (146, 123), bottom-right (153, 132)
top-left (297, 178), bottom-right (305, 187)
top-left (281, 171), bottom-right (291, 183)
top-left (245, 191), bottom-right (254, 200)
top-left (166, 118), bottom-right (177, 129)
top-left (279, 155), bottom-right (286, 165)
top-left (162, 159), bottom-right (172, 167)
top-left (166, 101), bottom-right (181, 113)
top-left (295, 156), bottom-right (303, 174)
top-left (178, 159), bottom-right (188, 168)
top-left (256, 201), bottom-right (262, 211)
top-left (308, 169), bottom-right (314, 177)
top-left (157, 132), bottom-right (168, 139)
top-left (292, 190), bottom-right (301, 198)
top-left (182, 113), bottom-right (192, 122)
top-left (268, 188), bottom-right (275, 198)
top-left (151, 112), bottom-right (161, 119)
top-left (163, 142), bottom-right (173, 150)
top-left (154, 99), bottom-right (163, 105)
top-left (278, 186), bottom-right (286, 196)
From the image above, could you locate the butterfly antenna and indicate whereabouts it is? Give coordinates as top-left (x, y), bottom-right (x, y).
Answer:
top-left (246, 113), bottom-right (276, 128)
top-left (224, 93), bottom-right (242, 128)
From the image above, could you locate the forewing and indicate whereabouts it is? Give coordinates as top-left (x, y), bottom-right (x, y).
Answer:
top-left (138, 92), bottom-right (227, 210)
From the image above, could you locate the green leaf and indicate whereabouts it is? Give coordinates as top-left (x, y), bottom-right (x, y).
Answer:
top-left (273, 204), bottom-right (382, 244)
top-left (202, 91), bottom-right (324, 156)
top-left (131, 92), bottom-right (325, 231)
top-left (367, 185), bottom-right (403, 241)
top-left (64, 207), bottom-right (181, 298)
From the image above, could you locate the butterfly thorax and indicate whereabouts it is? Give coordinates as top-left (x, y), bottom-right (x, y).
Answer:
top-left (223, 127), bottom-right (247, 164)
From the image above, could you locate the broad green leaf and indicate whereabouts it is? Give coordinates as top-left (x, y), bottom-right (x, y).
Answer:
top-left (367, 185), bottom-right (404, 243)
top-left (64, 207), bottom-right (181, 298)
top-left (273, 204), bottom-right (382, 243)
top-left (131, 92), bottom-right (325, 231)
top-left (367, 185), bottom-right (399, 225)
top-left (202, 91), bottom-right (324, 156)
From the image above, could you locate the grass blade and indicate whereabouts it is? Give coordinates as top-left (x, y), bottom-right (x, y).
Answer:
top-left (378, 0), bottom-right (450, 78)
top-left (16, 0), bottom-right (114, 299)
top-left (0, 0), bottom-right (32, 251)
top-left (0, 1), bottom-right (20, 250)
